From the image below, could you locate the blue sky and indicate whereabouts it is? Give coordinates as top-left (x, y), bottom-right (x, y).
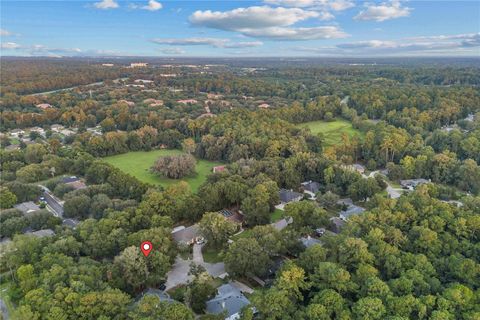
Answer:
top-left (1, 0), bottom-right (479, 57)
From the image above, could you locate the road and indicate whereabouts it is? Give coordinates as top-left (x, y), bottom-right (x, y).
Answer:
top-left (0, 298), bottom-right (9, 320)
top-left (362, 170), bottom-right (402, 199)
top-left (42, 190), bottom-right (64, 217)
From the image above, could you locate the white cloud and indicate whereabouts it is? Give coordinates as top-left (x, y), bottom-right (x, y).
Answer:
top-left (0, 29), bottom-right (12, 36)
top-left (94, 0), bottom-right (119, 10)
top-left (1, 42), bottom-right (21, 49)
top-left (190, 6), bottom-right (318, 30)
top-left (241, 26), bottom-right (348, 40)
top-left (189, 6), bottom-right (347, 41)
top-left (160, 47), bottom-right (186, 55)
top-left (354, 1), bottom-right (411, 22)
top-left (264, 0), bottom-right (354, 11)
top-left (143, 0), bottom-right (162, 11)
top-left (152, 37), bottom-right (264, 48)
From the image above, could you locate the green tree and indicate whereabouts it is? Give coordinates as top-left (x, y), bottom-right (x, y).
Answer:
top-left (199, 212), bottom-right (238, 249)
top-left (0, 187), bottom-right (17, 209)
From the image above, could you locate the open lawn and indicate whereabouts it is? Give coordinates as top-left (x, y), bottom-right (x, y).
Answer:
top-left (297, 119), bottom-right (364, 146)
top-left (270, 208), bottom-right (284, 223)
top-left (103, 149), bottom-right (222, 193)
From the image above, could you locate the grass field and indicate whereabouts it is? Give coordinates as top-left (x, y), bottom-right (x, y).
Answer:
top-left (297, 119), bottom-right (363, 146)
top-left (103, 149), bottom-right (222, 193)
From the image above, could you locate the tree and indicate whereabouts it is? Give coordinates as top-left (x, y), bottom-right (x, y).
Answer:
top-left (185, 264), bottom-right (216, 313)
top-left (63, 194), bottom-right (91, 218)
top-left (348, 178), bottom-right (381, 201)
top-left (0, 187), bottom-right (17, 209)
top-left (284, 201), bottom-right (328, 232)
top-left (113, 246), bottom-right (149, 290)
top-left (24, 144), bottom-right (47, 164)
top-left (130, 296), bottom-right (194, 320)
top-left (317, 191), bottom-right (340, 209)
top-left (224, 238), bottom-right (270, 277)
top-left (352, 297), bottom-right (386, 320)
top-left (199, 212), bottom-right (238, 249)
top-left (241, 184), bottom-right (271, 226)
top-left (182, 138), bottom-right (196, 154)
top-left (151, 154), bottom-right (196, 179)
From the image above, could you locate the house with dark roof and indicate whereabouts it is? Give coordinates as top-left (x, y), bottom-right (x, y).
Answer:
top-left (279, 189), bottom-right (303, 204)
top-left (300, 236), bottom-right (322, 248)
top-left (330, 217), bottom-right (345, 234)
top-left (61, 176), bottom-right (87, 190)
top-left (301, 181), bottom-right (320, 199)
top-left (206, 283), bottom-right (251, 320)
top-left (339, 204), bottom-right (365, 220)
top-left (400, 179), bottom-right (429, 190)
top-left (27, 229), bottom-right (55, 238)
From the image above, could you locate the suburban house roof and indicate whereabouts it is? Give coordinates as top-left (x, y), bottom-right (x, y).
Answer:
top-left (301, 181), bottom-right (321, 193)
top-left (279, 189), bottom-right (303, 203)
top-left (340, 205), bottom-right (365, 220)
top-left (213, 165), bottom-right (226, 173)
top-left (142, 289), bottom-right (175, 303)
top-left (171, 224), bottom-right (200, 244)
top-left (300, 236), bottom-right (322, 248)
top-left (400, 179), bottom-right (429, 187)
top-left (206, 283), bottom-right (250, 319)
top-left (62, 176), bottom-right (80, 184)
top-left (14, 201), bottom-right (41, 214)
top-left (28, 229), bottom-right (55, 238)
top-left (330, 217), bottom-right (345, 233)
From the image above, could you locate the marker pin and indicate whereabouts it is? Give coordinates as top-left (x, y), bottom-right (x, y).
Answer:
top-left (140, 241), bottom-right (153, 257)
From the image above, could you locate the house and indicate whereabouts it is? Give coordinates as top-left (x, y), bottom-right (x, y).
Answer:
top-left (134, 79), bottom-right (154, 84)
top-left (143, 99), bottom-right (164, 107)
top-left (400, 179), bottom-right (429, 190)
top-left (36, 103), bottom-right (53, 110)
top-left (219, 209), bottom-right (244, 224)
top-left (207, 93), bottom-right (224, 99)
top-left (62, 176), bottom-right (87, 190)
top-left (29, 127), bottom-right (46, 137)
top-left (86, 126), bottom-right (102, 136)
top-left (60, 129), bottom-right (76, 137)
top-left (330, 217), bottom-right (345, 234)
top-left (63, 219), bottom-right (79, 228)
top-left (160, 74), bottom-right (177, 77)
top-left (118, 100), bottom-right (135, 107)
top-left (14, 201), bottom-right (41, 214)
top-left (130, 62), bottom-right (148, 68)
top-left (213, 165), bottom-right (226, 173)
top-left (206, 283), bottom-right (251, 320)
top-left (272, 217), bottom-right (293, 231)
top-left (27, 229), bottom-right (55, 238)
top-left (300, 236), bottom-right (322, 248)
top-left (177, 99), bottom-right (198, 105)
top-left (301, 181), bottom-right (320, 199)
top-left (5, 145), bottom-right (20, 151)
top-left (51, 124), bottom-right (65, 133)
top-left (343, 163), bottom-right (365, 174)
top-left (101, 63), bottom-right (114, 67)
top-left (279, 189), bottom-right (303, 204)
top-left (141, 289), bottom-right (174, 303)
top-left (258, 103), bottom-right (270, 109)
top-left (10, 129), bottom-right (25, 138)
top-left (337, 198), bottom-right (354, 207)
top-left (171, 224), bottom-right (200, 245)
top-left (340, 204), bottom-right (365, 220)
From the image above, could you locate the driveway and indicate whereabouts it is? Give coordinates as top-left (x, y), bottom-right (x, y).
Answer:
top-left (362, 171), bottom-right (402, 199)
top-left (0, 298), bottom-right (9, 320)
top-left (165, 245), bottom-right (226, 290)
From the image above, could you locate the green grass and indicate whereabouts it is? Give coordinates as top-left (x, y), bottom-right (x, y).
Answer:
top-left (231, 229), bottom-right (253, 241)
top-left (102, 149), bottom-right (222, 193)
top-left (270, 208), bottom-right (284, 223)
top-left (297, 119), bottom-right (364, 146)
top-left (202, 246), bottom-right (223, 264)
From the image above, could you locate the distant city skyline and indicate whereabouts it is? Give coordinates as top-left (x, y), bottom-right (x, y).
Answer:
top-left (1, 0), bottom-right (479, 57)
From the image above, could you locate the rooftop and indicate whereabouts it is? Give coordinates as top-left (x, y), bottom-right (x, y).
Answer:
top-left (279, 189), bottom-right (303, 203)
top-left (206, 283), bottom-right (250, 318)
top-left (14, 201), bottom-right (40, 214)
top-left (171, 224), bottom-right (200, 244)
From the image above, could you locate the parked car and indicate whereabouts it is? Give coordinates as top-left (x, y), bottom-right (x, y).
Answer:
top-left (315, 228), bottom-right (326, 237)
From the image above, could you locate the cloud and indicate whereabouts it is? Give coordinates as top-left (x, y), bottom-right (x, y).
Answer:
top-left (152, 37), bottom-right (264, 48)
top-left (264, 0), bottom-right (354, 11)
top-left (160, 47), bottom-right (186, 55)
top-left (0, 29), bottom-right (12, 36)
top-left (1, 42), bottom-right (21, 49)
top-left (94, 0), bottom-right (119, 10)
top-left (131, 0), bottom-right (163, 11)
top-left (189, 6), bottom-right (348, 40)
top-left (354, 1), bottom-right (411, 22)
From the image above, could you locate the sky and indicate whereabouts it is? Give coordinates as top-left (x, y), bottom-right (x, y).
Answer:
top-left (1, 0), bottom-right (479, 57)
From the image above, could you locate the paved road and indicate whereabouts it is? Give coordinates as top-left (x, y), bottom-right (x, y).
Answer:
top-left (0, 298), bottom-right (9, 320)
top-left (362, 170), bottom-right (402, 199)
top-left (43, 190), bottom-right (64, 217)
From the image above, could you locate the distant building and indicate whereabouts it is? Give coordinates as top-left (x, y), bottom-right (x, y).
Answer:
top-left (343, 163), bottom-right (365, 174)
top-left (177, 99), bottom-right (198, 105)
top-left (330, 217), bottom-right (345, 234)
top-left (400, 179), bottom-right (429, 190)
top-left (29, 127), bottom-right (46, 137)
top-left (36, 103), bottom-right (53, 110)
top-left (301, 181), bottom-right (320, 199)
top-left (143, 98), bottom-right (164, 107)
top-left (130, 62), bottom-right (148, 68)
top-left (10, 129), bottom-right (25, 138)
top-left (213, 165), bottom-right (226, 173)
top-left (51, 124), bottom-right (65, 133)
top-left (141, 289), bottom-right (175, 303)
top-left (62, 176), bottom-right (87, 190)
top-left (134, 79), bottom-right (154, 84)
top-left (272, 217), bottom-right (293, 231)
top-left (207, 93), bottom-right (224, 99)
top-left (258, 103), bottom-right (270, 109)
top-left (206, 283), bottom-right (251, 320)
top-left (14, 201), bottom-right (41, 214)
top-left (279, 189), bottom-right (303, 204)
top-left (102, 63), bottom-right (114, 67)
top-left (118, 100), bottom-right (135, 107)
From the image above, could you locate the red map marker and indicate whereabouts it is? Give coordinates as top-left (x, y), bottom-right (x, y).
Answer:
top-left (140, 241), bottom-right (153, 257)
